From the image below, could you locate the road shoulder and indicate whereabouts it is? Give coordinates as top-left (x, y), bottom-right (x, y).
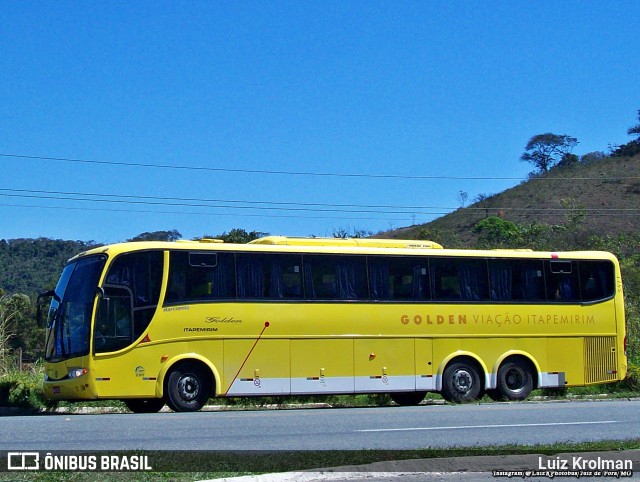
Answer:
top-left (201, 450), bottom-right (640, 482)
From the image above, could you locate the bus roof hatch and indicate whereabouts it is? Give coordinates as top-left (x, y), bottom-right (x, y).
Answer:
top-left (249, 236), bottom-right (443, 249)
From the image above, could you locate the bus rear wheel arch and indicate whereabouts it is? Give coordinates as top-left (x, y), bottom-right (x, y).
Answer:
top-left (494, 357), bottom-right (535, 401)
top-left (164, 360), bottom-right (213, 412)
top-left (441, 358), bottom-right (483, 403)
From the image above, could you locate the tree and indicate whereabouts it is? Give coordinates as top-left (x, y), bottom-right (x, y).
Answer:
top-left (557, 153), bottom-right (579, 167)
top-left (456, 191), bottom-right (469, 208)
top-left (127, 230), bottom-right (182, 242)
top-left (580, 151), bottom-right (606, 164)
top-left (332, 227), bottom-right (372, 239)
top-left (472, 216), bottom-right (522, 248)
top-left (207, 228), bottom-right (267, 244)
top-left (0, 294), bottom-right (30, 373)
top-left (520, 133), bottom-right (578, 172)
top-left (628, 109), bottom-right (640, 140)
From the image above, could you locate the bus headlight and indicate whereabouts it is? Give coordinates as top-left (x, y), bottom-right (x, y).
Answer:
top-left (68, 368), bottom-right (88, 379)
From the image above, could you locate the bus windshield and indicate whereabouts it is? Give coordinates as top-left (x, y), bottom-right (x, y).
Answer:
top-left (44, 255), bottom-right (106, 362)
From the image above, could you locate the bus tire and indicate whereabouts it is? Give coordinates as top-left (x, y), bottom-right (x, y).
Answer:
top-left (124, 398), bottom-right (165, 413)
top-left (441, 361), bottom-right (482, 403)
top-left (496, 360), bottom-right (533, 401)
top-left (165, 363), bottom-right (210, 412)
top-left (390, 391), bottom-right (426, 406)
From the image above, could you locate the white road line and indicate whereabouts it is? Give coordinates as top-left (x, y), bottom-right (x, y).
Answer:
top-left (357, 420), bottom-right (620, 432)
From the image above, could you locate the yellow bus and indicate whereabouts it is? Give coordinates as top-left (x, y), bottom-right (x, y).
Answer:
top-left (40, 236), bottom-right (627, 413)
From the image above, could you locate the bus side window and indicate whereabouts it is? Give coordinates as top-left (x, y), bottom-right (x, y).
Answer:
top-left (430, 258), bottom-right (461, 301)
top-left (369, 257), bottom-right (430, 301)
top-left (95, 286), bottom-right (134, 353)
top-left (304, 255), bottom-right (367, 300)
top-left (458, 259), bottom-right (489, 301)
top-left (519, 262), bottom-right (546, 301)
top-left (546, 260), bottom-right (579, 302)
top-left (236, 254), bottom-right (265, 298)
top-left (490, 259), bottom-right (546, 301)
top-left (279, 256), bottom-right (303, 299)
top-left (579, 260), bottom-right (615, 302)
top-left (431, 258), bottom-right (489, 302)
top-left (489, 260), bottom-right (513, 301)
top-left (166, 251), bottom-right (236, 303)
top-left (236, 254), bottom-right (303, 300)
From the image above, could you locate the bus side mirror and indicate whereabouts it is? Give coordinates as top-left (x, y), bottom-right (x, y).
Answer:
top-left (36, 289), bottom-right (60, 327)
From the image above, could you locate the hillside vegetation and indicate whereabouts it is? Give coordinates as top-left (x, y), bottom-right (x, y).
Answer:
top-left (0, 238), bottom-right (95, 295)
top-left (386, 153), bottom-right (640, 248)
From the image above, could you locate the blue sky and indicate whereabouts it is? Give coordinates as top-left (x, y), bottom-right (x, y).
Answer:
top-left (1, 2), bottom-right (639, 244)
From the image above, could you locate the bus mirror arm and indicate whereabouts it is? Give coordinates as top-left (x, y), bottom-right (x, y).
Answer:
top-left (96, 286), bottom-right (110, 304)
top-left (36, 303), bottom-right (42, 327)
top-left (39, 289), bottom-right (60, 303)
top-left (96, 287), bottom-right (110, 316)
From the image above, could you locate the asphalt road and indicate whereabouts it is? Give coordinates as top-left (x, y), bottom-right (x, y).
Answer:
top-left (1, 399), bottom-right (639, 452)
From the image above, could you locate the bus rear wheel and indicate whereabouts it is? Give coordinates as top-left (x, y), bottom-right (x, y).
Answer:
top-left (441, 361), bottom-right (482, 403)
top-left (124, 398), bottom-right (165, 413)
top-left (496, 360), bottom-right (533, 401)
top-left (165, 363), bottom-right (211, 412)
top-left (390, 391), bottom-right (426, 406)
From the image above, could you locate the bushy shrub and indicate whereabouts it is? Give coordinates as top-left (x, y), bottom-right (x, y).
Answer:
top-left (621, 363), bottom-right (640, 391)
top-left (0, 366), bottom-right (56, 410)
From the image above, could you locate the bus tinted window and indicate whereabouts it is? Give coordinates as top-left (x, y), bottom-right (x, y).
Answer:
top-left (579, 260), bottom-right (615, 301)
top-left (166, 251), bottom-right (236, 303)
top-left (369, 257), bottom-right (430, 300)
top-left (546, 260), bottom-right (579, 301)
top-left (236, 253), bottom-right (303, 299)
top-left (304, 255), bottom-right (367, 300)
top-left (161, 251), bottom-right (616, 306)
top-left (190, 252), bottom-right (218, 267)
top-left (431, 258), bottom-right (489, 301)
top-left (489, 259), bottom-right (546, 301)
top-left (98, 251), bottom-right (163, 352)
top-left (105, 251), bottom-right (163, 307)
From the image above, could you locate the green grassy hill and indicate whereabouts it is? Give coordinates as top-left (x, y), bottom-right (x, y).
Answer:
top-left (0, 238), bottom-right (95, 296)
top-left (384, 153), bottom-right (640, 248)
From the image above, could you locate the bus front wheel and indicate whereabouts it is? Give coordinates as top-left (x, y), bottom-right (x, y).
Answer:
top-left (165, 363), bottom-right (210, 412)
top-left (441, 361), bottom-right (482, 403)
top-left (495, 360), bottom-right (534, 401)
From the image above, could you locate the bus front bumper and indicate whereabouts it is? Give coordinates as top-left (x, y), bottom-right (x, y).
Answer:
top-left (43, 377), bottom-right (99, 401)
